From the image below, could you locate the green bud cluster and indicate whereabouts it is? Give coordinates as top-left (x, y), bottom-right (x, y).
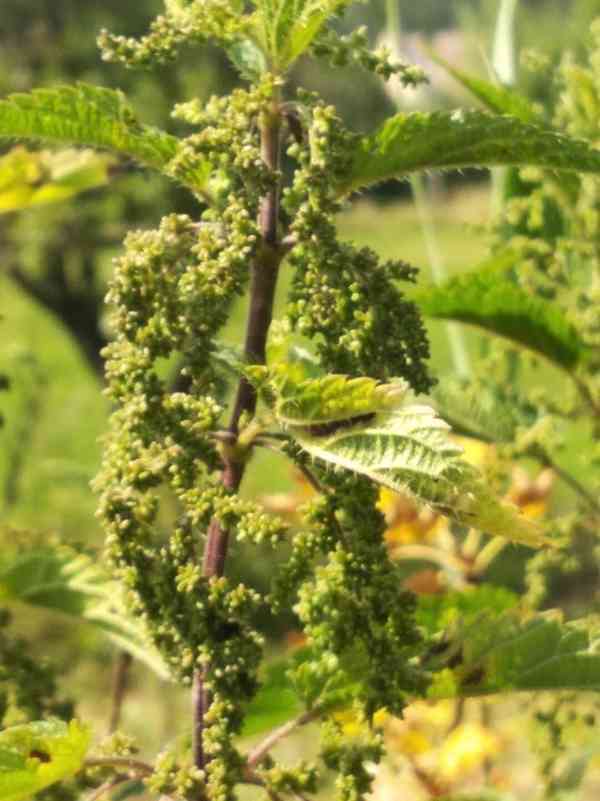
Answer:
top-left (311, 25), bottom-right (427, 86)
top-left (171, 78), bottom-right (280, 210)
top-left (321, 719), bottom-right (384, 801)
top-left (283, 96), bottom-right (432, 391)
top-left (290, 473), bottom-right (424, 721)
top-left (98, 0), bottom-right (244, 68)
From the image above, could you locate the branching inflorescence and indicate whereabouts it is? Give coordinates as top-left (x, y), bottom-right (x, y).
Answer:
top-left (5, 2), bottom-right (600, 800)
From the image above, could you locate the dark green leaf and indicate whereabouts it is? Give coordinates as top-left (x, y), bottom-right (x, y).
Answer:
top-left (426, 612), bottom-right (600, 698)
top-left (341, 111), bottom-right (600, 194)
top-left (414, 260), bottom-right (590, 371)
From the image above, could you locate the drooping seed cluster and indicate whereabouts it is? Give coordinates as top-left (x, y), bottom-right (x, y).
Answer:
top-left (284, 95), bottom-right (432, 392)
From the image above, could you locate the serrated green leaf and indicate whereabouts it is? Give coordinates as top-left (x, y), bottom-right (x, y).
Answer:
top-left (414, 262), bottom-right (590, 371)
top-left (416, 586), bottom-right (519, 637)
top-left (272, 370), bottom-right (409, 427)
top-left (340, 110), bottom-right (600, 194)
top-left (0, 84), bottom-right (210, 194)
top-left (430, 52), bottom-right (539, 123)
top-left (0, 542), bottom-right (169, 679)
top-left (431, 377), bottom-right (530, 444)
top-left (0, 146), bottom-right (113, 214)
top-left (273, 373), bottom-right (551, 547)
top-left (427, 612), bottom-right (600, 698)
top-left (0, 719), bottom-right (89, 801)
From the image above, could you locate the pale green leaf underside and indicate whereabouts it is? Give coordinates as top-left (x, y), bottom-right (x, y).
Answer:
top-left (0, 84), bottom-right (210, 193)
top-left (427, 612), bottom-right (600, 698)
top-left (274, 371), bottom-right (409, 426)
top-left (274, 374), bottom-right (549, 547)
top-left (0, 146), bottom-right (112, 214)
top-left (0, 719), bottom-right (89, 801)
top-left (414, 262), bottom-right (589, 371)
top-left (0, 544), bottom-right (169, 679)
top-left (341, 110), bottom-right (600, 194)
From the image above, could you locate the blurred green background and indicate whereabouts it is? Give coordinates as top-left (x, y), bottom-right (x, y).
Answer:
top-left (0, 0), bottom-right (598, 791)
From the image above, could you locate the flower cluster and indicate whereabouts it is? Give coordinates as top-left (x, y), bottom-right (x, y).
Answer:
top-left (98, 0), bottom-right (245, 68)
top-left (284, 95), bottom-right (432, 391)
top-left (311, 25), bottom-right (427, 86)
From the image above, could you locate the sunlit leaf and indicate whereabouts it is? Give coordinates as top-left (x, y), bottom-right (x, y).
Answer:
top-left (0, 719), bottom-right (89, 801)
top-left (429, 52), bottom-right (539, 123)
top-left (269, 371), bottom-right (551, 547)
top-left (252, 0), bottom-right (351, 70)
top-left (0, 84), bottom-right (210, 194)
top-left (340, 110), bottom-right (600, 194)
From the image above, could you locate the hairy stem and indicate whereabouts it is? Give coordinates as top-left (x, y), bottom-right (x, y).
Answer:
top-left (192, 96), bottom-right (282, 776)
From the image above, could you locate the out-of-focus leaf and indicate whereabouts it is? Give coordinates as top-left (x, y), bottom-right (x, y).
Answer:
top-left (0, 147), bottom-right (114, 214)
top-left (414, 261), bottom-right (590, 371)
top-left (0, 719), bottom-right (89, 801)
top-left (243, 659), bottom-right (302, 737)
top-left (0, 541), bottom-right (169, 679)
top-left (416, 586), bottom-right (519, 638)
top-left (426, 611), bottom-right (600, 698)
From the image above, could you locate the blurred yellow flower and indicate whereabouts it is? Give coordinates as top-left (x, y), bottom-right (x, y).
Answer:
top-left (437, 722), bottom-right (501, 782)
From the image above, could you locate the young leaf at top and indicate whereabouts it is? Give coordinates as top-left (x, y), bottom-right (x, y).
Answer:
top-left (252, 0), bottom-right (351, 71)
top-left (414, 261), bottom-right (590, 371)
top-left (339, 110), bottom-right (600, 194)
top-left (0, 719), bottom-right (90, 801)
top-left (266, 372), bottom-right (551, 547)
top-left (0, 84), bottom-right (211, 196)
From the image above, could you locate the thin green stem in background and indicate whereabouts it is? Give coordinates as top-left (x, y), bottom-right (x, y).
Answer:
top-left (383, 1), bottom-right (471, 378)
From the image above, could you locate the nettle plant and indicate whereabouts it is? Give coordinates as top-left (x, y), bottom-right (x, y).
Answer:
top-left (3, 2), bottom-right (600, 801)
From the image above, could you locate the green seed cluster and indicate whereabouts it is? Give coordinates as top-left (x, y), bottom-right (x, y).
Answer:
top-left (291, 473), bottom-right (424, 721)
top-left (321, 719), bottom-right (384, 801)
top-left (98, 0), bottom-right (244, 68)
top-left (258, 761), bottom-right (319, 797)
top-left (311, 25), bottom-right (427, 86)
top-left (146, 748), bottom-right (206, 801)
top-left (171, 78), bottom-right (280, 212)
top-left (284, 96), bottom-right (432, 391)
